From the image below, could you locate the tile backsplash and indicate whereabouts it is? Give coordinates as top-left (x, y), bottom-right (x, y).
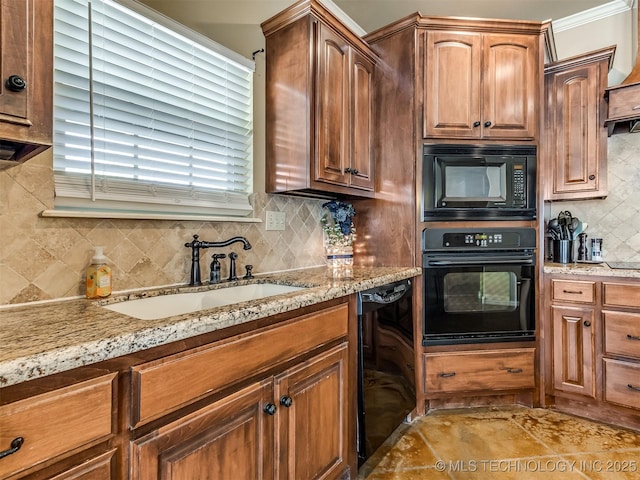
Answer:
top-left (548, 131), bottom-right (640, 263)
top-left (0, 151), bottom-right (326, 305)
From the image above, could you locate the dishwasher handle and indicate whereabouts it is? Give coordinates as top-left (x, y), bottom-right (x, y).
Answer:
top-left (360, 281), bottom-right (411, 305)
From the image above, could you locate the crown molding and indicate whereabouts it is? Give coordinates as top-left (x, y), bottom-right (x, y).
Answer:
top-left (321, 0), bottom-right (367, 35)
top-left (552, 0), bottom-right (633, 32)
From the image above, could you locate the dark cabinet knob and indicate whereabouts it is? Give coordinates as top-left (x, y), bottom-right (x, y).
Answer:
top-left (588, 174), bottom-right (596, 181)
top-left (0, 437), bottom-right (24, 460)
top-left (484, 121), bottom-right (492, 128)
top-left (280, 395), bottom-right (293, 407)
top-left (344, 167), bottom-right (352, 174)
top-left (351, 168), bottom-right (359, 175)
top-left (263, 403), bottom-right (277, 415)
top-left (5, 75), bottom-right (26, 92)
top-left (473, 121), bottom-right (481, 127)
top-left (584, 320), bottom-right (591, 327)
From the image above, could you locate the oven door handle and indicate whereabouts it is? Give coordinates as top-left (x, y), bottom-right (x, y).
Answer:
top-left (426, 257), bottom-right (535, 267)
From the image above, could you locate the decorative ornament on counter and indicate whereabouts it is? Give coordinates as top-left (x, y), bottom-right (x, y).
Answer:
top-left (321, 200), bottom-right (355, 277)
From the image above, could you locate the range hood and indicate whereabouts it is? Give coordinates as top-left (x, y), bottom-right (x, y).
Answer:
top-left (605, 8), bottom-right (640, 135)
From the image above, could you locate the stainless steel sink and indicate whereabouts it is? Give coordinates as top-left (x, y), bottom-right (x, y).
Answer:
top-left (102, 283), bottom-right (306, 320)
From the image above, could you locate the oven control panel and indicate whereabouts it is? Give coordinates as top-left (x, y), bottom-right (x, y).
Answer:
top-left (423, 228), bottom-right (536, 250)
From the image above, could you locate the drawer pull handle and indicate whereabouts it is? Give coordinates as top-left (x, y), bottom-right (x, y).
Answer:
top-left (0, 437), bottom-right (24, 460)
top-left (506, 368), bottom-right (523, 374)
top-left (562, 289), bottom-right (583, 295)
top-left (627, 384), bottom-right (640, 392)
top-left (263, 403), bottom-right (277, 415)
top-left (627, 334), bottom-right (640, 341)
top-left (438, 371), bottom-right (456, 378)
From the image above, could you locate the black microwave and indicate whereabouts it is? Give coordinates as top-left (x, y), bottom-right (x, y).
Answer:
top-left (422, 144), bottom-right (537, 221)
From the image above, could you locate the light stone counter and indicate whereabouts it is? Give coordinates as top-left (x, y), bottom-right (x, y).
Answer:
top-left (0, 266), bottom-right (421, 387)
top-left (544, 262), bottom-right (640, 279)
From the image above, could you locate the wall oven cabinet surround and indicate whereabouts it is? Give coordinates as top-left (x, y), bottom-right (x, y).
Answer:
top-left (545, 273), bottom-right (640, 431)
top-left (544, 47), bottom-right (614, 200)
top-left (422, 227), bottom-right (536, 346)
top-left (261, 0), bottom-right (377, 198)
top-left (0, 0), bottom-right (53, 168)
top-left (422, 144), bottom-right (537, 221)
top-left (424, 25), bottom-right (542, 141)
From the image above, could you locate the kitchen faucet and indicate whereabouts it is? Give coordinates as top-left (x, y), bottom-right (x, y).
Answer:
top-left (184, 234), bottom-right (252, 286)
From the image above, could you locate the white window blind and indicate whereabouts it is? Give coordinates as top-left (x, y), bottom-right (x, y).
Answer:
top-left (52, 0), bottom-right (254, 218)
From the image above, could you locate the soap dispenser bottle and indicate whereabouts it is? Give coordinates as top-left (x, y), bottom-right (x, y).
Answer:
top-left (86, 246), bottom-right (112, 299)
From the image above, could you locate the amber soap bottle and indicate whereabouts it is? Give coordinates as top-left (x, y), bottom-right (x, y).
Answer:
top-left (86, 246), bottom-right (112, 299)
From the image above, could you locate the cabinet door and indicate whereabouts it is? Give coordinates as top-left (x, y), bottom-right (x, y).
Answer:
top-left (482, 34), bottom-right (537, 139)
top-left (131, 380), bottom-right (274, 480)
top-left (552, 305), bottom-right (595, 397)
top-left (315, 22), bottom-right (349, 187)
top-left (348, 49), bottom-right (374, 191)
top-left (424, 30), bottom-right (482, 138)
top-left (0, 1), bottom-right (30, 121)
top-left (274, 343), bottom-right (349, 480)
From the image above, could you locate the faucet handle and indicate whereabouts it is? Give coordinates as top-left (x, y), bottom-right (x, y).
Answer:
top-left (243, 265), bottom-right (254, 279)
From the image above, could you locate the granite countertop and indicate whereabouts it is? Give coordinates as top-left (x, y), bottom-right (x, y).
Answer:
top-left (544, 261), bottom-right (640, 279)
top-left (0, 266), bottom-right (421, 388)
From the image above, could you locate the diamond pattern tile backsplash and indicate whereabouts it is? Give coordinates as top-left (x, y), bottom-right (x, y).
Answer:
top-left (548, 132), bottom-right (640, 263)
top-left (0, 151), bottom-right (327, 304)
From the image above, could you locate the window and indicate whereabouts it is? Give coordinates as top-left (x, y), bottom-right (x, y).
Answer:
top-left (50, 0), bottom-right (254, 220)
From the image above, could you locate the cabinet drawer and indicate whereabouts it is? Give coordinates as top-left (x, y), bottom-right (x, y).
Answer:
top-left (606, 83), bottom-right (640, 122)
top-left (423, 348), bottom-right (535, 393)
top-left (603, 283), bottom-right (640, 308)
top-left (0, 374), bottom-right (116, 479)
top-left (604, 358), bottom-right (640, 410)
top-left (551, 279), bottom-right (596, 303)
top-left (603, 311), bottom-right (640, 359)
top-left (132, 302), bottom-right (349, 427)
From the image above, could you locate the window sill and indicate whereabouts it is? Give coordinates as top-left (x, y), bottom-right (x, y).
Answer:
top-left (40, 209), bottom-right (262, 223)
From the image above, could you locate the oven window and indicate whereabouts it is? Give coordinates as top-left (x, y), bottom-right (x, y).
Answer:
top-left (443, 271), bottom-right (517, 313)
top-left (444, 165), bottom-right (506, 201)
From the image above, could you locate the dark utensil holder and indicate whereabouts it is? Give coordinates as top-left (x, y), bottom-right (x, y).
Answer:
top-left (553, 240), bottom-right (573, 264)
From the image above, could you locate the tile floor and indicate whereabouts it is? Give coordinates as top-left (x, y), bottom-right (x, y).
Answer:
top-left (358, 406), bottom-right (640, 479)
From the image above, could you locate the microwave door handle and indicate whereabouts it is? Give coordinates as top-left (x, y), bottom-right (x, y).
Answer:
top-left (519, 277), bottom-right (532, 331)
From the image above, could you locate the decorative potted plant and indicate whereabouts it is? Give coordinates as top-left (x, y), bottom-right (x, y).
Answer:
top-left (321, 200), bottom-right (355, 272)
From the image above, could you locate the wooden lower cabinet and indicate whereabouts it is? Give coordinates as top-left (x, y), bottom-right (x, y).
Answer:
top-left (274, 344), bottom-right (349, 480)
top-left (131, 343), bottom-right (349, 480)
top-left (131, 380), bottom-right (275, 480)
top-left (552, 305), bottom-right (595, 397)
top-left (423, 348), bottom-right (535, 394)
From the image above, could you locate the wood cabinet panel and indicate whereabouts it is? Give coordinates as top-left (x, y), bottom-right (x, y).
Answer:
top-left (423, 349), bottom-right (535, 393)
top-left (552, 305), bottom-right (595, 397)
top-left (551, 279), bottom-right (595, 304)
top-left (131, 380), bottom-right (274, 480)
top-left (603, 282), bottom-right (640, 308)
top-left (48, 450), bottom-right (117, 480)
top-left (423, 29), bottom-right (538, 140)
top-left (0, 0), bottom-right (53, 165)
top-left (274, 343), bottom-right (349, 480)
top-left (603, 310), bottom-right (640, 359)
top-left (132, 303), bottom-right (349, 427)
top-left (544, 47), bottom-right (613, 200)
top-left (603, 358), bottom-right (640, 410)
top-left (0, 374), bottom-right (116, 479)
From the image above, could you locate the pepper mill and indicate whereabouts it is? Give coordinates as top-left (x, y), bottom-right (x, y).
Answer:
top-left (578, 233), bottom-right (588, 261)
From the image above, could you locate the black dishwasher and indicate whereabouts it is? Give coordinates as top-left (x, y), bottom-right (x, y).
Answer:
top-left (357, 278), bottom-right (415, 464)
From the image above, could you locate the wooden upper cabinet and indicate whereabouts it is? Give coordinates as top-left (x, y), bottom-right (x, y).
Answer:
top-left (0, 0), bottom-right (53, 167)
top-left (262, 0), bottom-right (377, 197)
top-left (544, 46), bottom-right (614, 200)
top-left (424, 29), bottom-right (538, 140)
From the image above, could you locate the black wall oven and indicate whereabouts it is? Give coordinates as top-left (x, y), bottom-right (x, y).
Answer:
top-left (422, 144), bottom-right (537, 221)
top-left (422, 227), bottom-right (535, 346)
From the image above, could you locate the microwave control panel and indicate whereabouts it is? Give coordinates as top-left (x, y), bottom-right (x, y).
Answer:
top-left (512, 163), bottom-right (526, 205)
